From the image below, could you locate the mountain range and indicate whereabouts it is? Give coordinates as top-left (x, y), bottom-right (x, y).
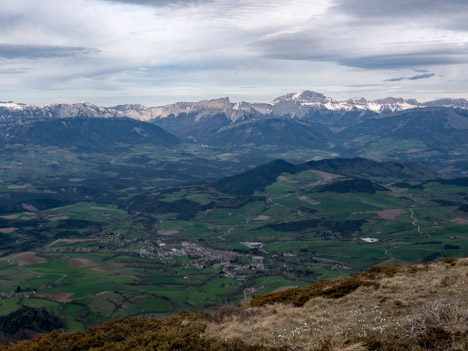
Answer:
top-left (2, 91), bottom-right (468, 125)
top-left (1, 90), bottom-right (468, 176)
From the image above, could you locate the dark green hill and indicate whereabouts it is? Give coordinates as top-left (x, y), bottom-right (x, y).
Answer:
top-left (0, 117), bottom-right (179, 150)
top-left (0, 307), bottom-right (64, 344)
top-left (313, 178), bottom-right (389, 194)
top-left (339, 108), bottom-right (468, 147)
top-left (213, 159), bottom-right (297, 195)
top-left (213, 157), bottom-right (436, 195)
top-left (207, 118), bottom-right (333, 148)
top-left (299, 157), bottom-right (437, 179)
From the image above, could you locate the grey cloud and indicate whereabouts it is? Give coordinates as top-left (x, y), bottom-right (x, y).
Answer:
top-left (407, 73), bottom-right (436, 80)
top-left (254, 30), bottom-right (468, 69)
top-left (0, 67), bottom-right (31, 75)
top-left (102, 0), bottom-right (208, 7)
top-left (339, 51), bottom-right (466, 69)
top-left (332, 0), bottom-right (468, 18)
top-left (385, 73), bottom-right (436, 82)
top-left (0, 44), bottom-right (99, 59)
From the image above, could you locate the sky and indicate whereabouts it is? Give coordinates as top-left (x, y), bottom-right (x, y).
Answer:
top-left (0, 0), bottom-right (467, 106)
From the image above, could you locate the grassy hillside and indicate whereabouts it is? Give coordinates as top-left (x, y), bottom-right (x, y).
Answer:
top-left (2, 257), bottom-right (467, 350)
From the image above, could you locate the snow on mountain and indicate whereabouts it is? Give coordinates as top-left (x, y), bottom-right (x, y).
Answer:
top-left (270, 91), bottom-right (423, 115)
top-left (0, 102), bottom-right (26, 111)
top-left (0, 91), bottom-right (467, 123)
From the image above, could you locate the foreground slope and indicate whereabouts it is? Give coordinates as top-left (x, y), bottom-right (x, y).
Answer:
top-left (3, 258), bottom-right (467, 351)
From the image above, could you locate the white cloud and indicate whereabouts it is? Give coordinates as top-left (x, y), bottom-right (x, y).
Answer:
top-left (0, 0), bottom-right (467, 105)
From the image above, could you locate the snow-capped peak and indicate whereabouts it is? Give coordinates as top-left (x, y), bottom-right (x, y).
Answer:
top-left (0, 102), bottom-right (26, 110)
top-left (272, 90), bottom-right (328, 105)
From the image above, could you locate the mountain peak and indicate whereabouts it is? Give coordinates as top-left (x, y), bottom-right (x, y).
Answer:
top-left (272, 90), bottom-right (328, 105)
top-left (204, 97), bottom-right (231, 109)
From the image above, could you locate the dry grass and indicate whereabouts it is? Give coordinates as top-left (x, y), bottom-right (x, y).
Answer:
top-left (364, 209), bottom-right (405, 220)
top-left (18, 252), bottom-right (47, 265)
top-left (36, 293), bottom-right (73, 303)
top-left (204, 258), bottom-right (468, 350)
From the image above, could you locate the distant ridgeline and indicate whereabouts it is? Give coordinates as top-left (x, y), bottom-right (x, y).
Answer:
top-left (0, 118), bottom-right (179, 151)
top-left (1, 92), bottom-right (468, 176)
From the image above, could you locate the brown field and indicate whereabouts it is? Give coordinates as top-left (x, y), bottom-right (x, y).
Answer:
top-left (69, 258), bottom-right (95, 268)
top-left (18, 252), bottom-right (47, 265)
top-left (48, 216), bottom-right (69, 222)
top-left (0, 228), bottom-right (17, 234)
top-left (365, 209), bottom-right (405, 220)
top-left (47, 238), bottom-right (97, 247)
top-left (254, 215), bottom-right (270, 221)
top-left (37, 293), bottom-right (73, 303)
top-left (69, 257), bottom-right (125, 275)
top-left (92, 266), bottom-right (123, 275)
top-left (0, 279), bottom-right (17, 287)
top-left (451, 217), bottom-right (468, 225)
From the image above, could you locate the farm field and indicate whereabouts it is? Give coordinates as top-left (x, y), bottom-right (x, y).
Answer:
top-left (0, 147), bottom-right (467, 330)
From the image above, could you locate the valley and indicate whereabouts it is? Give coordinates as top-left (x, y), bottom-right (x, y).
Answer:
top-left (0, 145), bottom-right (466, 331)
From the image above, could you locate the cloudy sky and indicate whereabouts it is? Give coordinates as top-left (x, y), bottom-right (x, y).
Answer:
top-left (1, 0), bottom-right (467, 106)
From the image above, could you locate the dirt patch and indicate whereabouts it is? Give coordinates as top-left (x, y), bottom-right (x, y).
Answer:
top-left (49, 216), bottom-right (70, 222)
top-left (366, 209), bottom-right (405, 220)
top-left (0, 227), bottom-right (17, 234)
top-left (254, 215), bottom-right (270, 221)
top-left (47, 238), bottom-right (97, 247)
top-left (299, 196), bottom-right (320, 205)
top-left (451, 217), bottom-right (468, 225)
top-left (69, 257), bottom-right (125, 275)
top-left (92, 266), bottom-right (123, 275)
top-left (37, 293), bottom-right (73, 303)
top-left (157, 229), bottom-right (179, 235)
top-left (18, 252), bottom-right (47, 265)
top-left (69, 258), bottom-right (96, 268)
